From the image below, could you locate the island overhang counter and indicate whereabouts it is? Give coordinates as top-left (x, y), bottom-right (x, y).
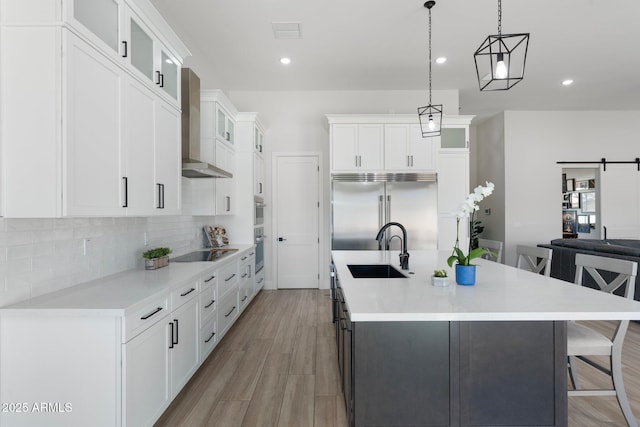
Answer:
top-left (331, 250), bottom-right (640, 427)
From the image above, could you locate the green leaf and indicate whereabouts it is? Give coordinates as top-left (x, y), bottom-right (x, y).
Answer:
top-left (467, 247), bottom-right (489, 263)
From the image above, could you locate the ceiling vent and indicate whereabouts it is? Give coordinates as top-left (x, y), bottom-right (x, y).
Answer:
top-left (272, 21), bottom-right (302, 39)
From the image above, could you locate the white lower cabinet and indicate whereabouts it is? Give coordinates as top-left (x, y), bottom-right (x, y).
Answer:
top-left (0, 248), bottom-right (256, 427)
top-left (124, 315), bottom-right (171, 427)
top-left (168, 297), bottom-right (199, 398)
top-left (218, 284), bottom-right (239, 338)
top-left (255, 268), bottom-right (266, 292)
top-left (239, 252), bottom-right (255, 312)
top-left (200, 316), bottom-right (218, 361)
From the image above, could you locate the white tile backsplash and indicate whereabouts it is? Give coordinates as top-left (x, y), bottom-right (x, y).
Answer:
top-left (0, 215), bottom-right (216, 307)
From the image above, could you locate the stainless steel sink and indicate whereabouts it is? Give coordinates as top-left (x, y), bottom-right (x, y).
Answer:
top-left (347, 264), bottom-right (407, 279)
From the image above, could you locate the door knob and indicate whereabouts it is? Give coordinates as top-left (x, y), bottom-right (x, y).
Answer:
top-left (278, 237), bottom-right (287, 241)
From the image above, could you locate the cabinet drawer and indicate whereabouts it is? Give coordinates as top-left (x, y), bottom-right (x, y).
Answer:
top-left (218, 261), bottom-right (238, 298)
top-left (171, 278), bottom-right (200, 310)
top-left (199, 316), bottom-right (218, 361)
top-left (255, 269), bottom-right (265, 291)
top-left (199, 285), bottom-right (217, 327)
top-left (124, 294), bottom-right (170, 342)
top-left (201, 268), bottom-right (217, 291)
top-left (218, 285), bottom-right (239, 337)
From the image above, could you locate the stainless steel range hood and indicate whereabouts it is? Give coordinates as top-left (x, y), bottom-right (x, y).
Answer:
top-left (181, 68), bottom-right (232, 179)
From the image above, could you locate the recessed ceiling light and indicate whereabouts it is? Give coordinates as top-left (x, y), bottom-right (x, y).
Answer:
top-left (280, 57), bottom-right (292, 65)
top-left (562, 79), bottom-right (574, 86)
top-left (435, 57), bottom-right (447, 64)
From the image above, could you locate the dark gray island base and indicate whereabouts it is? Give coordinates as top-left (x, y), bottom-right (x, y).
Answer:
top-left (336, 304), bottom-right (567, 426)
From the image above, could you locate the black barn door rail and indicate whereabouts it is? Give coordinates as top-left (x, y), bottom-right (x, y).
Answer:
top-left (557, 157), bottom-right (640, 171)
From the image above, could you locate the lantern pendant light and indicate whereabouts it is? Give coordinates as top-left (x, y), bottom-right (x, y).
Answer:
top-left (474, 0), bottom-right (530, 91)
top-left (417, 0), bottom-right (442, 138)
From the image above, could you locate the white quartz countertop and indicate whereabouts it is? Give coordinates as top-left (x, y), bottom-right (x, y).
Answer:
top-left (1, 244), bottom-right (254, 316)
top-left (332, 250), bottom-right (640, 322)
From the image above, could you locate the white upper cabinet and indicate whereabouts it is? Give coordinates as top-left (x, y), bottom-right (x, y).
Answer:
top-left (216, 104), bottom-right (235, 146)
top-left (123, 75), bottom-right (156, 216)
top-left (69, 0), bottom-right (120, 54)
top-left (331, 124), bottom-right (384, 171)
top-left (123, 6), bottom-right (181, 106)
top-left (384, 124), bottom-right (437, 171)
top-left (127, 13), bottom-right (155, 82)
top-left (255, 126), bottom-right (264, 155)
top-left (155, 101), bottom-right (182, 214)
top-left (64, 31), bottom-right (125, 217)
top-left (0, 0), bottom-right (188, 218)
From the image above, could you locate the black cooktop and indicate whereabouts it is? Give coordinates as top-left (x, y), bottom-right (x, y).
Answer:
top-left (172, 250), bottom-right (235, 262)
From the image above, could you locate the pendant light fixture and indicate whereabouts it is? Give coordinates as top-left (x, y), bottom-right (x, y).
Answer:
top-left (417, 0), bottom-right (442, 138)
top-left (473, 0), bottom-right (529, 91)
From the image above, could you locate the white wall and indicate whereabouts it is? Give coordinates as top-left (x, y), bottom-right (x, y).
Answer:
top-left (477, 110), bottom-right (640, 265)
top-left (228, 89), bottom-right (459, 288)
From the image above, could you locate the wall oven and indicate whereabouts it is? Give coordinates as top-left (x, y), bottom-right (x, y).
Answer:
top-left (254, 226), bottom-right (264, 273)
top-left (254, 196), bottom-right (264, 226)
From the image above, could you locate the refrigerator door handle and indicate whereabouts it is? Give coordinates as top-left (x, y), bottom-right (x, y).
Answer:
top-left (378, 195), bottom-right (384, 229)
top-left (386, 195), bottom-right (391, 224)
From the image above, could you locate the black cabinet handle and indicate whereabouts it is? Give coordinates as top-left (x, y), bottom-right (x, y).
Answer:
top-left (156, 70), bottom-right (161, 85)
top-left (204, 332), bottom-right (215, 343)
top-left (173, 319), bottom-right (179, 345)
top-left (226, 196), bottom-right (231, 212)
top-left (257, 278), bottom-right (264, 284)
top-left (160, 73), bottom-right (164, 88)
top-left (259, 182), bottom-right (263, 194)
top-left (241, 273), bottom-right (248, 279)
top-left (122, 177), bottom-right (128, 208)
top-left (156, 184), bottom-right (165, 209)
top-left (278, 237), bottom-right (286, 242)
top-left (121, 41), bottom-right (128, 58)
top-left (204, 299), bottom-right (215, 308)
top-left (169, 321), bottom-right (174, 348)
top-left (224, 306), bottom-right (236, 318)
top-left (180, 288), bottom-right (196, 297)
top-left (225, 131), bottom-right (230, 141)
top-left (140, 306), bottom-right (162, 320)
top-left (249, 252), bottom-right (255, 256)
top-left (224, 274), bottom-right (236, 282)
top-left (241, 296), bottom-right (248, 302)
top-left (242, 256), bottom-right (248, 261)
top-left (204, 275), bottom-right (216, 283)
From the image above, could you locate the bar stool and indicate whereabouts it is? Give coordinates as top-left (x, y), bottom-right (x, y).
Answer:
top-left (516, 245), bottom-right (553, 276)
top-left (568, 253), bottom-right (638, 427)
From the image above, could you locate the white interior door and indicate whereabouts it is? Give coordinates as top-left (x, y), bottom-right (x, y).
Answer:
top-left (274, 155), bottom-right (320, 289)
top-left (599, 164), bottom-right (640, 238)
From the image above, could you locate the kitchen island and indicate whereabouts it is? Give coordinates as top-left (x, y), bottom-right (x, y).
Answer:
top-left (331, 250), bottom-right (640, 427)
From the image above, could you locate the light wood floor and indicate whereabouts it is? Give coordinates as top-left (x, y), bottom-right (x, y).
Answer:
top-left (155, 289), bottom-right (640, 427)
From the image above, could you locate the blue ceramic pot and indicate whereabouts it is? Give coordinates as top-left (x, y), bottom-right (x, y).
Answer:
top-left (455, 264), bottom-right (476, 286)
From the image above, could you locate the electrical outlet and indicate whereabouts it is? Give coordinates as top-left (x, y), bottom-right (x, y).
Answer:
top-left (484, 208), bottom-right (491, 216)
top-left (83, 238), bottom-right (92, 256)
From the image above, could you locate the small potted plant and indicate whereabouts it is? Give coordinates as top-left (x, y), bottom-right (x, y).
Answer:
top-left (143, 247), bottom-right (172, 270)
top-left (431, 269), bottom-right (450, 287)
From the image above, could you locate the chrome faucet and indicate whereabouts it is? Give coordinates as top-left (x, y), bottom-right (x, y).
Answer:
top-left (375, 222), bottom-right (409, 270)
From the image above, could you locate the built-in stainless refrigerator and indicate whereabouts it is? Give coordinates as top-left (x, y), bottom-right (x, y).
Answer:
top-left (331, 173), bottom-right (438, 250)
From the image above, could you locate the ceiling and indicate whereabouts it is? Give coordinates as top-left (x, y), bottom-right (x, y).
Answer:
top-left (151, 0), bottom-right (640, 118)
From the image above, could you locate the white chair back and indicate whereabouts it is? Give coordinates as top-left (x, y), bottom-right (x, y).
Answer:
top-left (574, 253), bottom-right (637, 300)
top-left (516, 245), bottom-right (553, 276)
top-left (478, 238), bottom-right (503, 263)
